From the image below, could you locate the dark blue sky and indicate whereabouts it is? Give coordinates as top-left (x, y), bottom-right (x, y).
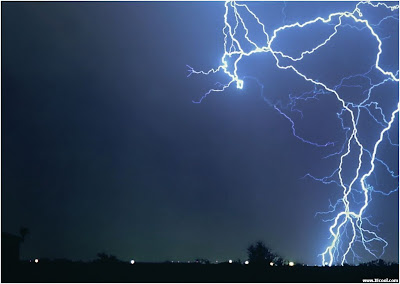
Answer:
top-left (2, 2), bottom-right (398, 265)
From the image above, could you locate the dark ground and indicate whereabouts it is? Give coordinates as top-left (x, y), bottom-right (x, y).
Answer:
top-left (2, 261), bottom-right (399, 283)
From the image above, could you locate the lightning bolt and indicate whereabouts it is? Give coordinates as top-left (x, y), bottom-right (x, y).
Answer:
top-left (187, 1), bottom-right (399, 266)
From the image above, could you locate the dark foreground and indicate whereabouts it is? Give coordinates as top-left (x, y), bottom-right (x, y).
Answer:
top-left (2, 262), bottom-right (399, 283)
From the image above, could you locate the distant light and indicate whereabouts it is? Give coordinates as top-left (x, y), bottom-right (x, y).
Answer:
top-left (216, 260), bottom-right (218, 263)
top-left (289, 261), bottom-right (294, 267)
top-left (270, 262), bottom-right (274, 266)
top-left (229, 260), bottom-right (233, 264)
top-left (244, 260), bottom-right (249, 265)
top-left (130, 260), bottom-right (135, 265)
top-left (34, 259), bottom-right (39, 263)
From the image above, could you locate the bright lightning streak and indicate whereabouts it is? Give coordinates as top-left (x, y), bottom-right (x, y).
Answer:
top-left (187, 1), bottom-right (399, 266)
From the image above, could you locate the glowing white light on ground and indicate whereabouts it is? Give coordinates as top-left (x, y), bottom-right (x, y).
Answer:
top-left (270, 262), bottom-right (274, 266)
top-left (289, 261), bottom-right (295, 267)
top-left (34, 259), bottom-right (39, 263)
top-left (244, 260), bottom-right (249, 265)
top-left (229, 260), bottom-right (233, 263)
top-left (130, 260), bottom-right (135, 264)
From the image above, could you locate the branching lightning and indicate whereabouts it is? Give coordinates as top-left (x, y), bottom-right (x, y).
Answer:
top-left (187, 1), bottom-right (399, 266)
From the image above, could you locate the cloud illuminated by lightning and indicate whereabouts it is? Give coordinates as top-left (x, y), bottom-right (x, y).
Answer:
top-left (187, 1), bottom-right (399, 266)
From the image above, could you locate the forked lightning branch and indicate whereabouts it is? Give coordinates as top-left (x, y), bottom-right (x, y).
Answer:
top-left (187, 1), bottom-right (399, 266)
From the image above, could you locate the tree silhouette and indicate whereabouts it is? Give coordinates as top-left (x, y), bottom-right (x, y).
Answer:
top-left (360, 259), bottom-right (391, 267)
top-left (96, 252), bottom-right (119, 263)
top-left (19, 227), bottom-right (29, 242)
top-left (247, 241), bottom-right (281, 265)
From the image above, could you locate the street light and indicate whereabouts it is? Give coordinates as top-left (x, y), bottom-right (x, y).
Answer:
top-left (289, 261), bottom-right (294, 267)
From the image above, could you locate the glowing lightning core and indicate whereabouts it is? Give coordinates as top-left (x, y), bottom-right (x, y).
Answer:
top-left (188, 1), bottom-right (399, 266)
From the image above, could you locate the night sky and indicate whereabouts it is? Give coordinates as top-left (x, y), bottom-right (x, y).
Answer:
top-left (2, 1), bottom-right (398, 265)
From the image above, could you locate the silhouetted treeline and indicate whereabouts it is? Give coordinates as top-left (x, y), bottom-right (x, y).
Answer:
top-left (2, 236), bottom-right (399, 282)
top-left (2, 258), bottom-right (399, 283)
